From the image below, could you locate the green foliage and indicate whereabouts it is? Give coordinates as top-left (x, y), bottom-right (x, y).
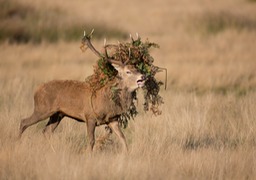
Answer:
top-left (143, 77), bottom-right (164, 114)
top-left (109, 37), bottom-right (160, 77)
top-left (119, 91), bottom-right (138, 128)
top-left (98, 59), bottom-right (117, 78)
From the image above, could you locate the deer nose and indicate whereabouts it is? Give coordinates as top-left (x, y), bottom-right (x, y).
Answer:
top-left (141, 75), bottom-right (146, 81)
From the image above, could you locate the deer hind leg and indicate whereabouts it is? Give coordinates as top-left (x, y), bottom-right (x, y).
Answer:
top-left (42, 112), bottom-right (64, 135)
top-left (108, 121), bottom-right (128, 152)
top-left (19, 110), bottom-right (55, 138)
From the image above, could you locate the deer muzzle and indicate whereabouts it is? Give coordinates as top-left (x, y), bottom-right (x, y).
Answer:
top-left (137, 75), bottom-right (146, 87)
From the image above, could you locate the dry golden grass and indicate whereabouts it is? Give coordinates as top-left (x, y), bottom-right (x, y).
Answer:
top-left (1, 0), bottom-right (256, 179)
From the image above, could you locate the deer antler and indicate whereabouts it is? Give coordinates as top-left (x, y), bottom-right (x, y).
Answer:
top-left (81, 30), bottom-right (123, 66)
top-left (150, 65), bottom-right (167, 90)
top-left (156, 66), bottom-right (168, 90)
top-left (81, 29), bottom-right (103, 59)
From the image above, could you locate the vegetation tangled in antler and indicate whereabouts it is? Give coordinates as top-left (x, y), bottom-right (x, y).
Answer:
top-left (81, 30), bottom-right (165, 128)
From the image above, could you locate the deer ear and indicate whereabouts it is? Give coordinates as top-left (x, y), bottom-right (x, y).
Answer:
top-left (111, 64), bottom-right (121, 72)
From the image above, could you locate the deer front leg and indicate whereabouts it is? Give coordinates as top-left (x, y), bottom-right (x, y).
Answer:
top-left (108, 121), bottom-right (128, 152)
top-left (86, 120), bottom-right (96, 153)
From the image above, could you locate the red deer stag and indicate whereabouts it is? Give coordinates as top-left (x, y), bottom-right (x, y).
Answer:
top-left (19, 33), bottom-right (145, 152)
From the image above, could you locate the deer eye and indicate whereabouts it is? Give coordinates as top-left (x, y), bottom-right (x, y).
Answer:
top-left (126, 71), bottom-right (131, 74)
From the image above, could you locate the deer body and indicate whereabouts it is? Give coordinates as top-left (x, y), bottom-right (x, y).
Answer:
top-left (19, 64), bottom-right (145, 152)
top-left (30, 79), bottom-right (132, 122)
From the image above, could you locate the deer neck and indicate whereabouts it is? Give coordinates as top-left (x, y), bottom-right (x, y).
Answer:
top-left (117, 78), bottom-right (136, 93)
top-left (114, 79), bottom-right (134, 110)
top-left (116, 82), bottom-right (133, 98)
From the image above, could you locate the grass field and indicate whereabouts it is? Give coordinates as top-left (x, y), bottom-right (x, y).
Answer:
top-left (1, 0), bottom-right (256, 179)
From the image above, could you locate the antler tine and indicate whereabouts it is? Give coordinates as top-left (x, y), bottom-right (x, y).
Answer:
top-left (103, 38), bottom-right (109, 58)
top-left (89, 29), bottom-right (94, 38)
top-left (136, 32), bottom-right (140, 40)
top-left (103, 38), bottom-right (107, 47)
top-left (130, 33), bottom-right (134, 43)
top-left (123, 47), bottom-right (131, 65)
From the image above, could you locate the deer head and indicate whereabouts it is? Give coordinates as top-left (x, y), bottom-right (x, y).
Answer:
top-left (81, 30), bottom-right (145, 91)
top-left (111, 64), bottom-right (145, 91)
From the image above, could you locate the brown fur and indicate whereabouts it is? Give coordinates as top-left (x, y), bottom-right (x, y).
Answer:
top-left (19, 64), bottom-right (144, 152)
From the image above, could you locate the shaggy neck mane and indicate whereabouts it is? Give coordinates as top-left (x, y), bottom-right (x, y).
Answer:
top-left (109, 77), bottom-right (135, 111)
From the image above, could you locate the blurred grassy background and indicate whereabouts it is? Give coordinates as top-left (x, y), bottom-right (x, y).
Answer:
top-left (0, 0), bottom-right (127, 43)
top-left (0, 0), bottom-right (256, 179)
